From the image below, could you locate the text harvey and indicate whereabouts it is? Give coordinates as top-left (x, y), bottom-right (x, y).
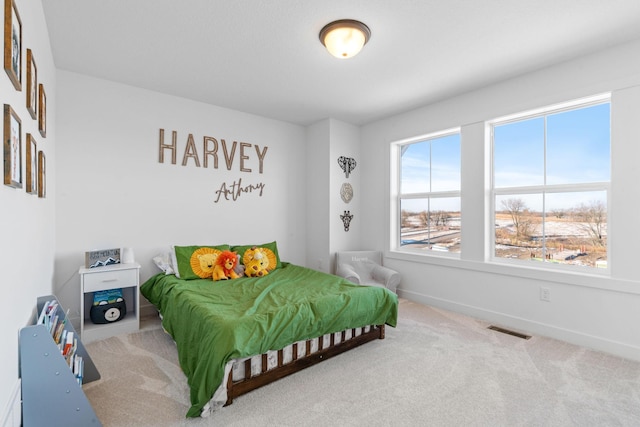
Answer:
top-left (158, 129), bottom-right (267, 203)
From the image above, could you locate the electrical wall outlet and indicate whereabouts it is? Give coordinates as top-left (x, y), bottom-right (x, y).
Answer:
top-left (540, 287), bottom-right (551, 302)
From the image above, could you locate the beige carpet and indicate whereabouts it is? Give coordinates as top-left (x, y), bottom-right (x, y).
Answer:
top-left (84, 299), bottom-right (640, 426)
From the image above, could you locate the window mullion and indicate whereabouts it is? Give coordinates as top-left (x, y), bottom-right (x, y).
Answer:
top-left (543, 115), bottom-right (547, 258)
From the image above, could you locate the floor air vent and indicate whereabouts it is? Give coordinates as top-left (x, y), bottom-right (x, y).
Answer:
top-left (488, 325), bottom-right (531, 340)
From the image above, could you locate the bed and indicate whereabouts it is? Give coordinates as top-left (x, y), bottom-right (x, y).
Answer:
top-left (141, 244), bottom-right (398, 418)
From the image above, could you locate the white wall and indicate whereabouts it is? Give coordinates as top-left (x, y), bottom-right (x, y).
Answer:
top-left (54, 71), bottom-right (307, 325)
top-left (306, 119), bottom-right (331, 272)
top-left (306, 118), bottom-right (362, 274)
top-left (361, 38), bottom-right (640, 360)
top-left (0, 0), bottom-right (55, 419)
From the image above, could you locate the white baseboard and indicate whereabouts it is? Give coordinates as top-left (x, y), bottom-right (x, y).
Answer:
top-left (399, 289), bottom-right (640, 362)
top-left (1, 379), bottom-right (21, 427)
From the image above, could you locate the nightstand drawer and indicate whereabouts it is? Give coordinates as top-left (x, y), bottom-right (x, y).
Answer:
top-left (83, 268), bottom-right (138, 292)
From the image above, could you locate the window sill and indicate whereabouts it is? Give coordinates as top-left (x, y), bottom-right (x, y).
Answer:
top-left (386, 249), bottom-right (640, 296)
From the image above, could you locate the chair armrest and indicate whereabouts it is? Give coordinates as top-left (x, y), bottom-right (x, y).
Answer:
top-left (336, 264), bottom-right (361, 285)
top-left (372, 265), bottom-right (401, 293)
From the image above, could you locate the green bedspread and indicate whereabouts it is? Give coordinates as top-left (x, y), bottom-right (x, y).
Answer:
top-left (140, 262), bottom-right (398, 417)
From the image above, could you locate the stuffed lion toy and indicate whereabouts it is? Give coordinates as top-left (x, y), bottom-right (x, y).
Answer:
top-left (212, 250), bottom-right (240, 281)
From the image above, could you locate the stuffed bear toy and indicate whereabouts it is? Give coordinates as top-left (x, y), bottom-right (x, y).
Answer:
top-left (213, 250), bottom-right (240, 281)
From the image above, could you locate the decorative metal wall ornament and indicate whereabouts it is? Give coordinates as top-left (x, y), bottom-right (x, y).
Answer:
top-left (340, 182), bottom-right (353, 203)
top-left (340, 210), bottom-right (354, 232)
top-left (337, 156), bottom-right (356, 178)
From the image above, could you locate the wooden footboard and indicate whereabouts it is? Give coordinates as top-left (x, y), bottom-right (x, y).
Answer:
top-left (225, 324), bottom-right (385, 405)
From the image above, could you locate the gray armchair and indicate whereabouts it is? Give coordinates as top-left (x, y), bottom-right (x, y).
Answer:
top-left (335, 250), bottom-right (400, 294)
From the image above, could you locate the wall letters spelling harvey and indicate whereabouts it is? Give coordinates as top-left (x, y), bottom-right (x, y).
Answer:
top-left (158, 129), bottom-right (268, 203)
top-left (158, 129), bottom-right (268, 173)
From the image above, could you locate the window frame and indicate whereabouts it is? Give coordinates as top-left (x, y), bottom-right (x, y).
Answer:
top-left (488, 93), bottom-right (611, 273)
top-left (390, 127), bottom-right (462, 258)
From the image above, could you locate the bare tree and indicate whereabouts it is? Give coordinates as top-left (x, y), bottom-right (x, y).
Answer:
top-left (419, 210), bottom-right (428, 228)
top-left (433, 210), bottom-right (450, 227)
top-left (500, 198), bottom-right (532, 241)
top-left (401, 210), bottom-right (410, 228)
top-left (575, 200), bottom-right (607, 247)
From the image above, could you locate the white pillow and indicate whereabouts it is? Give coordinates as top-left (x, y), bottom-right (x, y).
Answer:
top-left (152, 250), bottom-right (176, 275)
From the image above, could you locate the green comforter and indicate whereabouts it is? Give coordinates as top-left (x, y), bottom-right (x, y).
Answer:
top-left (140, 263), bottom-right (398, 417)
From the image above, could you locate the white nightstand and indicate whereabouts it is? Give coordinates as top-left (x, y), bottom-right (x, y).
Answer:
top-left (79, 262), bottom-right (140, 343)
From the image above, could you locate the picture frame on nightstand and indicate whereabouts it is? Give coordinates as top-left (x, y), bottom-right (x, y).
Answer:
top-left (85, 248), bottom-right (121, 268)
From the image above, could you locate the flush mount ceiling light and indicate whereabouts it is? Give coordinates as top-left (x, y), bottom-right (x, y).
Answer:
top-left (319, 19), bottom-right (371, 59)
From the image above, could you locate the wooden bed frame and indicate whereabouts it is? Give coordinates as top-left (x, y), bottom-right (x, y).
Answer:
top-left (225, 324), bottom-right (385, 405)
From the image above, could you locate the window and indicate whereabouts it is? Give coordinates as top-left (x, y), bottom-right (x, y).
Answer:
top-left (392, 130), bottom-right (461, 255)
top-left (491, 95), bottom-right (610, 270)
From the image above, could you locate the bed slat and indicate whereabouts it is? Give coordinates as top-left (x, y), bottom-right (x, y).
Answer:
top-left (225, 324), bottom-right (385, 406)
top-left (244, 359), bottom-right (251, 379)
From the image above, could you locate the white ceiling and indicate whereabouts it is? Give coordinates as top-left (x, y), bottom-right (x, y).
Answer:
top-left (41, 0), bottom-right (640, 126)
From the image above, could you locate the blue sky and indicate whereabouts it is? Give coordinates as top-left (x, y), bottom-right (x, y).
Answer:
top-left (400, 133), bottom-right (460, 194)
top-left (400, 102), bottom-right (610, 213)
top-left (401, 133), bottom-right (461, 212)
top-left (494, 102), bottom-right (610, 188)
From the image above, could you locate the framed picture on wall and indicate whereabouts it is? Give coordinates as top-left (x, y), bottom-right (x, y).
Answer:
top-left (26, 133), bottom-right (37, 194)
top-left (3, 104), bottom-right (21, 188)
top-left (37, 150), bottom-right (45, 198)
top-left (3, 0), bottom-right (22, 91)
top-left (26, 48), bottom-right (36, 119)
top-left (38, 83), bottom-right (46, 138)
